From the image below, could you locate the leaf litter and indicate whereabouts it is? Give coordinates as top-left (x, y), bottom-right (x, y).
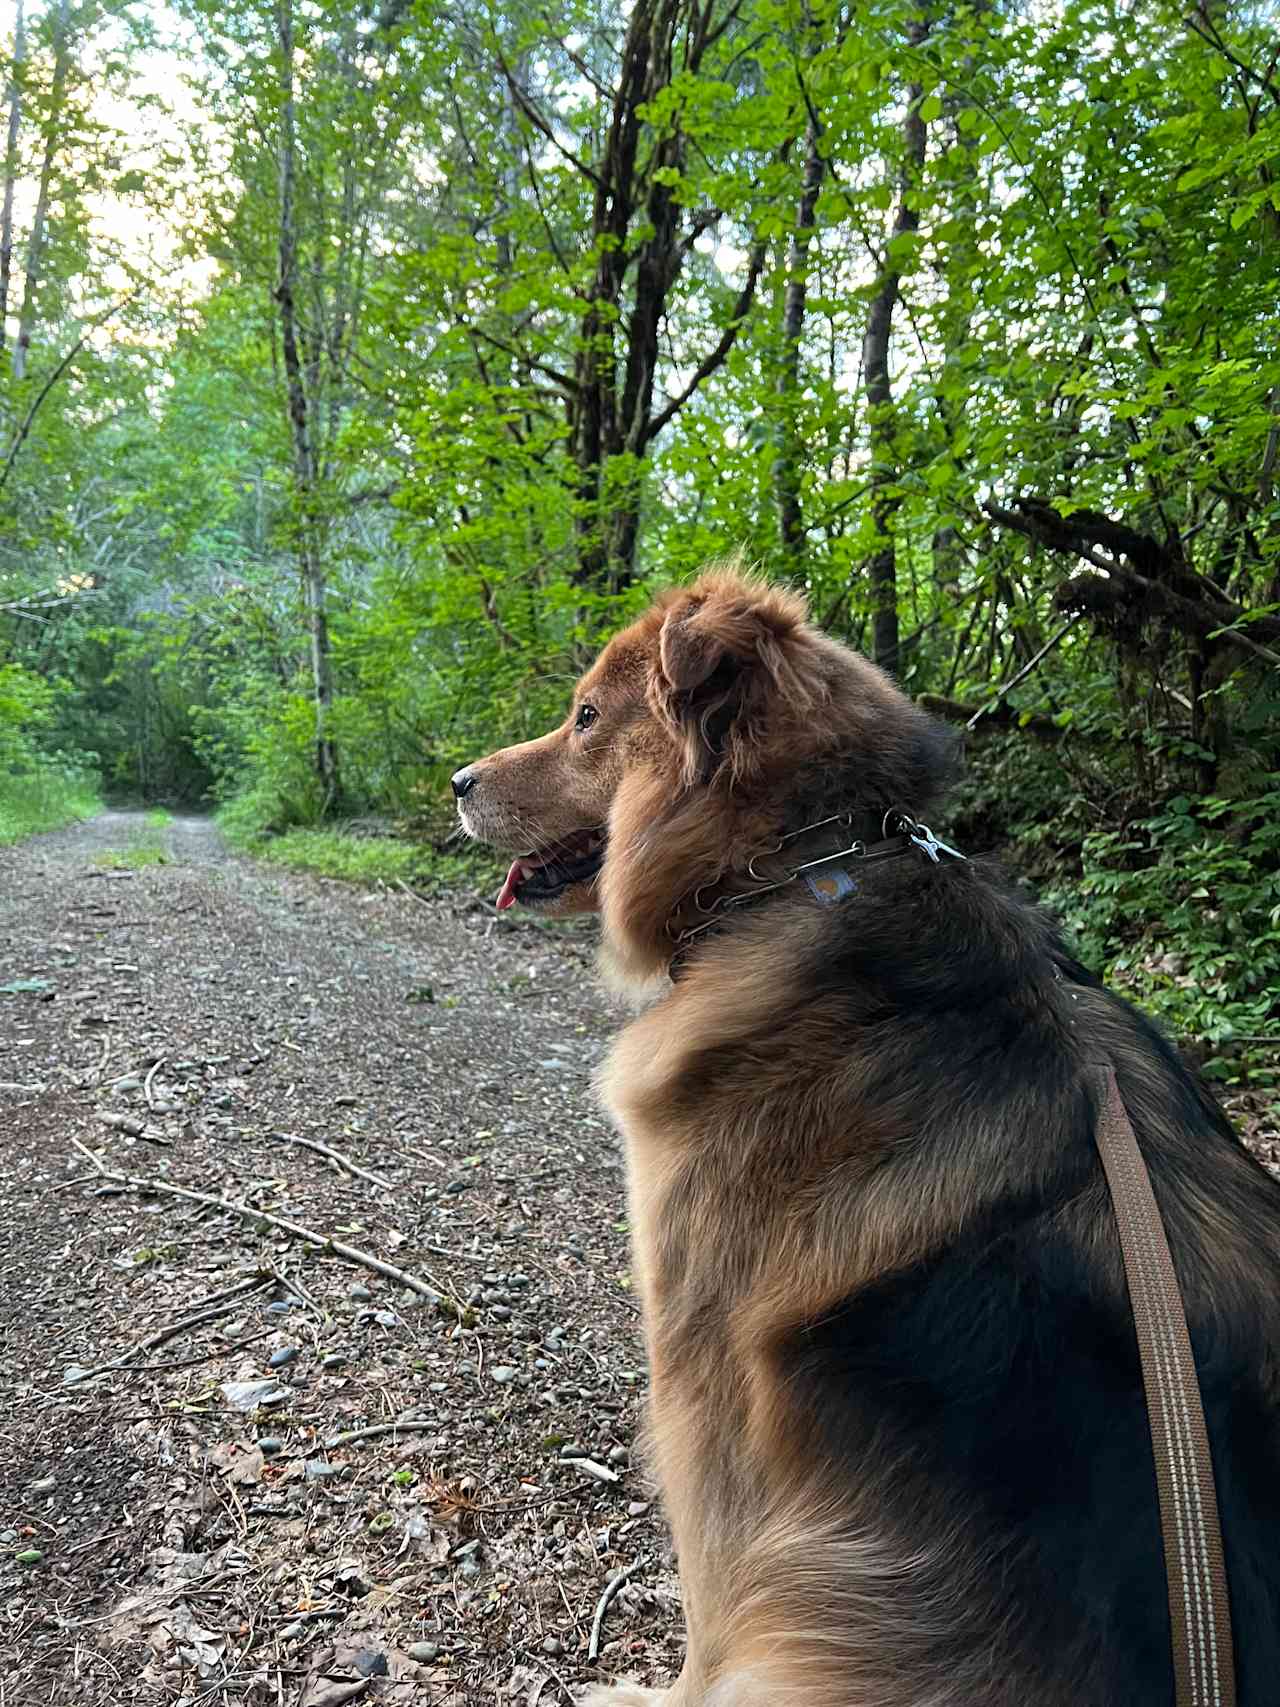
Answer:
top-left (0, 811), bottom-right (677, 1704)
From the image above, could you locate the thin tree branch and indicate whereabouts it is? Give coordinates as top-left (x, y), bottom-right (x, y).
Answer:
top-left (965, 618), bottom-right (1075, 729)
top-left (643, 239), bottom-right (766, 444)
top-left (0, 287), bottom-right (141, 492)
top-left (1182, 11), bottom-right (1280, 109)
top-left (496, 53), bottom-right (603, 187)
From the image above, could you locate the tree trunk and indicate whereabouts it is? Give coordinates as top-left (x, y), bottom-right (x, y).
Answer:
top-left (569, 0), bottom-right (654, 591)
top-left (0, 0), bottom-right (25, 364)
top-left (774, 120), bottom-right (825, 566)
top-left (862, 13), bottom-right (931, 679)
top-left (274, 0), bottom-right (339, 810)
top-left (14, 0), bottom-right (68, 382)
top-left (567, 0), bottom-right (761, 594)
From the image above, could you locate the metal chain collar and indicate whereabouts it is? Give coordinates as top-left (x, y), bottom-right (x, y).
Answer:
top-left (670, 808), bottom-right (966, 953)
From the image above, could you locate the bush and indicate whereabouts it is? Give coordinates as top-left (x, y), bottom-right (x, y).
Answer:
top-left (1045, 787), bottom-right (1280, 1085)
top-left (217, 799), bottom-right (486, 891)
top-left (0, 764), bottom-right (100, 845)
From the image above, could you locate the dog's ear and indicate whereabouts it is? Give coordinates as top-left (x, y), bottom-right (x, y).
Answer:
top-left (650, 574), bottom-right (811, 787)
top-left (658, 603), bottom-right (729, 696)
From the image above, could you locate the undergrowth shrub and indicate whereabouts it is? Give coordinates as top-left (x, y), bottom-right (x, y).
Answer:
top-left (1044, 788), bottom-right (1280, 1085)
top-left (0, 764), bottom-right (100, 844)
top-left (0, 664), bottom-right (100, 842)
top-left (217, 810), bottom-right (486, 891)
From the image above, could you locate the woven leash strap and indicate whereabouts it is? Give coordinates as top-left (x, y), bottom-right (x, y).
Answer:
top-left (1091, 1065), bottom-right (1237, 1707)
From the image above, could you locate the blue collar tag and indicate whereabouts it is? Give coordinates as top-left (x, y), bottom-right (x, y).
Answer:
top-left (803, 865), bottom-right (858, 906)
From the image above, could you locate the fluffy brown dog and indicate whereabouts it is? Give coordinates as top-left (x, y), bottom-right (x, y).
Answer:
top-left (453, 568), bottom-right (1280, 1706)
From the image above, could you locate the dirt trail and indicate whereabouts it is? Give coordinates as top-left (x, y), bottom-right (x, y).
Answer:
top-left (0, 812), bottom-right (673, 1705)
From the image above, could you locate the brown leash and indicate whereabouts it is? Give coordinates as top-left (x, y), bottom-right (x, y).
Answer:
top-left (1092, 1065), bottom-right (1236, 1707)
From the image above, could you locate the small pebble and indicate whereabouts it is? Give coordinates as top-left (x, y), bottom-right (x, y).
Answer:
top-left (407, 1642), bottom-right (440, 1663)
top-left (257, 1438), bottom-right (285, 1456)
top-left (320, 1353), bottom-right (347, 1371)
top-left (542, 1636), bottom-right (565, 1657)
top-left (304, 1459), bottom-right (350, 1481)
top-left (627, 1500), bottom-right (651, 1517)
top-left (350, 1283), bottom-right (373, 1302)
top-left (490, 1366), bottom-right (517, 1385)
top-left (30, 1477), bottom-right (55, 1494)
top-left (269, 1346), bottom-right (299, 1368)
top-left (608, 1445), bottom-right (629, 1466)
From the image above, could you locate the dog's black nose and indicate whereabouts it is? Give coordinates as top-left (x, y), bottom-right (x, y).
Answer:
top-left (451, 768), bottom-right (477, 800)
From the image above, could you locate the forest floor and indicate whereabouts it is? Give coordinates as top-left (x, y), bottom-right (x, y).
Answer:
top-left (4, 813), bottom-right (1277, 1707)
top-left (0, 810), bottom-right (676, 1707)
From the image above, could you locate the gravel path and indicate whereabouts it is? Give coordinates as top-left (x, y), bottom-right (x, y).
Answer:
top-left (0, 812), bottom-right (673, 1705)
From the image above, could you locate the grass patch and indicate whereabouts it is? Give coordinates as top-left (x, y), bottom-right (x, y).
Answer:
top-left (246, 826), bottom-right (483, 890)
top-left (0, 770), bottom-right (100, 846)
top-left (144, 807), bottom-right (174, 829)
top-left (95, 844), bottom-right (170, 869)
top-left (216, 790), bottom-right (492, 894)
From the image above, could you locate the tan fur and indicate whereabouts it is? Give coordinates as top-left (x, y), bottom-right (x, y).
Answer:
top-left (456, 569), bottom-right (1280, 1706)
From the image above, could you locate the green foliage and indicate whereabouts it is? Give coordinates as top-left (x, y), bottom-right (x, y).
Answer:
top-left (96, 842), bottom-right (169, 869)
top-left (0, 665), bottom-right (55, 769)
top-left (0, 665), bottom-right (100, 842)
top-left (1047, 791), bottom-right (1280, 1085)
top-left (0, 0), bottom-right (1277, 1064)
top-left (217, 792), bottom-right (486, 891)
top-left (0, 766), bottom-right (100, 845)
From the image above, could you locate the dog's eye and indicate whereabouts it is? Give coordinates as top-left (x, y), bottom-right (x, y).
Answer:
top-left (574, 703), bottom-right (598, 732)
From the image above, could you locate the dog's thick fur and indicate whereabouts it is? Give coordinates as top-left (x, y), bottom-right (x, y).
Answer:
top-left (456, 568), bottom-right (1280, 1706)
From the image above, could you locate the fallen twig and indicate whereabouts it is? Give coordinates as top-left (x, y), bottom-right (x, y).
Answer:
top-left (268, 1262), bottom-right (323, 1317)
top-left (50, 1173), bottom-right (101, 1192)
top-left (588, 1561), bottom-right (641, 1662)
top-left (90, 1032), bottom-right (113, 1085)
top-left (324, 1414), bottom-right (430, 1448)
top-left (63, 1275), bottom-right (275, 1384)
top-left (143, 1057), bottom-right (164, 1110)
top-left (398, 1142), bottom-right (445, 1169)
top-left (272, 1130), bottom-right (393, 1191)
top-left (188, 1272), bottom-right (277, 1314)
top-left (101, 1329), bottom-right (274, 1376)
top-left (69, 1137), bottom-right (452, 1298)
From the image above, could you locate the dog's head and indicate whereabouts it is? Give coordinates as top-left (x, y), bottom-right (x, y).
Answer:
top-left (453, 565), bottom-right (952, 984)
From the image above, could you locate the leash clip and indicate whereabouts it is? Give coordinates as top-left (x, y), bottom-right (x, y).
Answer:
top-left (887, 812), bottom-right (967, 865)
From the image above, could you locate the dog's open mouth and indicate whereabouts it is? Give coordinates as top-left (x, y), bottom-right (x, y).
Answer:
top-left (496, 828), bottom-right (606, 911)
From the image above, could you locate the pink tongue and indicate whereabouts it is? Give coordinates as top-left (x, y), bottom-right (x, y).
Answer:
top-left (496, 860), bottom-right (523, 911)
